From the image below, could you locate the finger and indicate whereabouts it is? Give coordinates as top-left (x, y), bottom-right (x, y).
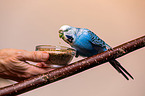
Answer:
top-left (16, 51), bottom-right (49, 62)
top-left (36, 62), bottom-right (50, 68)
top-left (26, 64), bottom-right (54, 75)
top-left (2, 61), bottom-right (54, 82)
top-left (12, 64), bottom-right (54, 81)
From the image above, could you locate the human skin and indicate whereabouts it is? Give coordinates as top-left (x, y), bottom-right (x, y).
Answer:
top-left (0, 49), bottom-right (53, 82)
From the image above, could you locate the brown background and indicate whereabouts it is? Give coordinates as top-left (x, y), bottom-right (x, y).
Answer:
top-left (0, 0), bottom-right (145, 96)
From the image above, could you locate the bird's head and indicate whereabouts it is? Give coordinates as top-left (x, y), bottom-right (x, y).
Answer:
top-left (59, 25), bottom-right (76, 45)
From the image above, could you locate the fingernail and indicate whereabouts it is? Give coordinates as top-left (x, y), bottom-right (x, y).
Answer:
top-left (42, 52), bottom-right (49, 61)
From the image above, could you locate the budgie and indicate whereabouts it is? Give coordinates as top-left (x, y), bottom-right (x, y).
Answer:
top-left (59, 25), bottom-right (134, 80)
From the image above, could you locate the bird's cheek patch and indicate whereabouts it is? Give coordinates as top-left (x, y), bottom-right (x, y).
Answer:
top-left (66, 35), bottom-right (74, 43)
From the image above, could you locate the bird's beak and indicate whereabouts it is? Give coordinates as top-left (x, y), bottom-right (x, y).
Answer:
top-left (59, 30), bottom-right (63, 38)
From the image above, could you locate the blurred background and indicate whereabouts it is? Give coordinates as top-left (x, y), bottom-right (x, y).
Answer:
top-left (0, 0), bottom-right (145, 96)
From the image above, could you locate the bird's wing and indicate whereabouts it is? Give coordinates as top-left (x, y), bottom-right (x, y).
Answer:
top-left (87, 31), bottom-right (110, 49)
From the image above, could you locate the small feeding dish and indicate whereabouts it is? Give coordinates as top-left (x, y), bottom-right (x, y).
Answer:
top-left (36, 45), bottom-right (76, 68)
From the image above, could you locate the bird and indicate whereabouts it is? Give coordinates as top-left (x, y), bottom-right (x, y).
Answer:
top-left (59, 25), bottom-right (134, 80)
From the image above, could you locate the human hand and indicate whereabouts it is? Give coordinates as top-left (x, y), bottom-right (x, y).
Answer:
top-left (0, 49), bottom-right (53, 82)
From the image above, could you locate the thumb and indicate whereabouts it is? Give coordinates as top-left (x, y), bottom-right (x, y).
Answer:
top-left (16, 50), bottom-right (49, 62)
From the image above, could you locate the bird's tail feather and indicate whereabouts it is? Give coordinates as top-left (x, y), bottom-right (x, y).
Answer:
top-left (109, 59), bottom-right (134, 80)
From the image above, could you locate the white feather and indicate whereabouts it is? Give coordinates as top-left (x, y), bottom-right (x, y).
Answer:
top-left (59, 25), bottom-right (71, 31)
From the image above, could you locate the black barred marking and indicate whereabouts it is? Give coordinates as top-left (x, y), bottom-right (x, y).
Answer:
top-left (88, 31), bottom-right (108, 48)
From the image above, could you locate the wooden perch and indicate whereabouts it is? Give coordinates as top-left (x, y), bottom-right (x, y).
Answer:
top-left (0, 35), bottom-right (145, 96)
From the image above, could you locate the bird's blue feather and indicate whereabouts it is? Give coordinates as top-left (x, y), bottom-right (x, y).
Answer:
top-left (71, 28), bottom-right (108, 57)
top-left (59, 25), bottom-right (134, 80)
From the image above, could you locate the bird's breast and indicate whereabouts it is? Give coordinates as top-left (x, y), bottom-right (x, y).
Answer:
top-left (73, 38), bottom-right (97, 57)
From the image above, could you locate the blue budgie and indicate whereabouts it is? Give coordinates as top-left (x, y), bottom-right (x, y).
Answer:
top-left (59, 25), bottom-right (133, 80)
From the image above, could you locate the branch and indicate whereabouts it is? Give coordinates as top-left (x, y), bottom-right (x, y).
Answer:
top-left (0, 35), bottom-right (145, 96)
